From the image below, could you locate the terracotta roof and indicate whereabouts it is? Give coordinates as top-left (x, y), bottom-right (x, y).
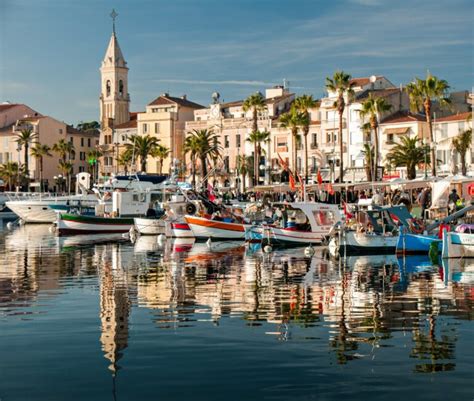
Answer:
top-left (0, 104), bottom-right (20, 112)
top-left (115, 119), bottom-right (138, 129)
top-left (380, 111), bottom-right (426, 124)
top-left (129, 112), bottom-right (140, 120)
top-left (350, 76), bottom-right (383, 87)
top-left (310, 120), bottom-right (321, 125)
top-left (435, 112), bottom-right (472, 123)
top-left (17, 115), bottom-right (44, 122)
top-left (355, 88), bottom-right (401, 101)
top-left (148, 95), bottom-right (204, 109)
top-left (221, 100), bottom-right (244, 108)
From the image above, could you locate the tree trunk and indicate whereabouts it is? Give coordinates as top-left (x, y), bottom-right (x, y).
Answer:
top-left (339, 109), bottom-right (344, 183)
top-left (200, 156), bottom-right (208, 189)
top-left (242, 172), bottom-right (246, 193)
top-left (252, 108), bottom-right (258, 133)
top-left (141, 156), bottom-right (147, 173)
top-left (461, 152), bottom-right (466, 176)
top-left (424, 99), bottom-right (436, 177)
top-left (192, 155), bottom-right (196, 189)
top-left (304, 127), bottom-right (309, 184)
top-left (39, 157), bottom-right (43, 192)
top-left (292, 129), bottom-right (297, 178)
top-left (373, 123), bottom-right (379, 181)
top-left (253, 143), bottom-right (258, 187)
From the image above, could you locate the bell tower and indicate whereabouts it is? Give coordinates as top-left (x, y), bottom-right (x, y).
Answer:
top-left (100, 9), bottom-right (130, 129)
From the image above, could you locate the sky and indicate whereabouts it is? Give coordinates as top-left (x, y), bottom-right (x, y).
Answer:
top-left (0, 0), bottom-right (472, 125)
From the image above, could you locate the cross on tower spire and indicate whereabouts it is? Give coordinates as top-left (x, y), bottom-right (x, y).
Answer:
top-left (110, 9), bottom-right (118, 34)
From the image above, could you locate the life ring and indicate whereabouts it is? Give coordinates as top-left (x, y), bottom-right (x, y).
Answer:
top-left (185, 202), bottom-right (197, 215)
top-left (409, 218), bottom-right (424, 234)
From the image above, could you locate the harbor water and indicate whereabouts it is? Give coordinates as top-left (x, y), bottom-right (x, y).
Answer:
top-left (0, 224), bottom-right (472, 400)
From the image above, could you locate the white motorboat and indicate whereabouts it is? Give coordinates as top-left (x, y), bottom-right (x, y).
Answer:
top-left (134, 216), bottom-right (167, 235)
top-left (442, 224), bottom-right (474, 259)
top-left (328, 206), bottom-right (403, 257)
top-left (247, 202), bottom-right (342, 247)
top-left (184, 214), bottom-right (251, 240)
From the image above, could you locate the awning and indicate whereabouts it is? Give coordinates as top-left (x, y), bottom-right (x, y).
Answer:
top-left (384, 127), bottom-right (410, 135)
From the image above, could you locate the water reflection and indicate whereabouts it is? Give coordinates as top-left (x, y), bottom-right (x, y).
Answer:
top-left (0, 224), bottom-right (472, 379)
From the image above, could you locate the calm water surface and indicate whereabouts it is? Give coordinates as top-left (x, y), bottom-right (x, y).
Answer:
top-left (0, 224), bottom-right (472, 401)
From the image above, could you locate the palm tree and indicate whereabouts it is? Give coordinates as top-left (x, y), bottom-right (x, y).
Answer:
top-left (0, 161), bottom-right (20, 190)
top-left (386, 136), bottom-right (426, 180)
top-left (77, 121), bottom-right (100, 131)
top-left (359, 94), bottom-right (392, 179)
top-left (58, 160), bottom-right (73, 193)
top-left (246, 130), bottom-right (270, 185)
top-left (294, 94), bottom-right (318, 183)
top-left (406, 72), bottom-right (451, 176)
top-left (124, 135), bottom-right (160, 172)
top-left (452, 128), bottom-right (472, 176)
top-left (361, 143), bottom-right (375, 182)
top-left (186, 129), bottom-right (221, 189)
top-left (151, 145), bottom-right (170, 174)
top-left (15, 128), bottom-right (38, 178)
top-left (279, 108), bottom-right (306, 176)
top-left (236, 155), bottom-right (252, 193)
top-left (87, 149), bottom-right (103, 181)
top-left (116, 149), bottom-right (133, 175)
top-left (184, 135), bottom-right (200, 189)
top-left (243, 92), bottom-right (267, 185)
top-left (325, 71), bottom-right (355, 183)
top-left (53, 139), bottom-right (75, 162)
top-left (30, 143), bottom-right (52, 192)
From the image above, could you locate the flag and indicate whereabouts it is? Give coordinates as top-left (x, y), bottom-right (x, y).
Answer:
top-left (296, 171), bottom-right (304, 194)
top-left (342, 201), bottom-right (353, 219)
top-left (326, 183), bottom-right (335, 195)
top-left (317, 168), bottom-right (323, 186)
top-left (289, 174), bottom-right (296, 191)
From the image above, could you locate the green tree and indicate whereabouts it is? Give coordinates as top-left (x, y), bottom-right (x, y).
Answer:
top-left (243, 92), bottom-right (267, 185)
top-left (406, 72), bottom-right (451, 176)
top-left (359, 94), bottom-right (392, 179)
top-left (361, 143), bottom-right (375, 182)
top-left (186, 129), bottom-right (221, 189)
top-left (116, 149), bottom-right (133, 175)
top-left (15, 128), bottom-right (38, 179)
top-left (452, 128), bottom-right (472, 176)
top-left (294, 94), bottom-right (318, 183)
top-left (184, 135), bottom-right (200, 189)
top-left (124, 135), bottom-right (160, 172)
top-left (30, 143), bottom-right (52, 192)
top-left (325, 71), bottom-right (355, 183)
top-left (236, 155), bottom-right (252, 193)
top-left (151, 145), bottom-right (170, 174)
top-left (58, 160), bottom-right (74, 193)
top-left (87, 149), bottom-right (103, 181)
top-left (53, 138), bottom-right (75, 162)
top-left (246, 130), bottom-right (270, 185)
top-left (279, 108), bottom-right (306, 176)
top-left (386, 136), bottom-right (426, 180)
top-left (0, 161), bottom-right (20, 190)
top-left (77, 121), bottom-right (100, 131)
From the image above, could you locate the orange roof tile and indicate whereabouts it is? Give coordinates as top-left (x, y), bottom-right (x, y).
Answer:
top-left (435, 112), bottom-right (471, 122)
top-left (380, 111), bottom-right (426, 124)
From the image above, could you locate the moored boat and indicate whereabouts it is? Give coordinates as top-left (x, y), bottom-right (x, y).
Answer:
top-left (442, 224), bottom-right (474, 259)
top-left (184, 215), bottom-right (250, 240)
top-left (57, 213), bottom-right (134, 235)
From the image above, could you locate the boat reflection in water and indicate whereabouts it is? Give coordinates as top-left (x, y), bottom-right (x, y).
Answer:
top-left (0, 224), bottom-right (472, 397)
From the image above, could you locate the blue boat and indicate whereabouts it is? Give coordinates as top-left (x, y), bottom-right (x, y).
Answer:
top-left (397, 231), bottom-right (442, 255)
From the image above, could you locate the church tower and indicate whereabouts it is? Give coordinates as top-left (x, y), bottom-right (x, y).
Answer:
top-left (100, 10), bottom-right (130, 129)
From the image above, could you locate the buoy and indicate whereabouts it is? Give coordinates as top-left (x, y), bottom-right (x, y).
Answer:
top-left (304, 244), bottom-right (315, 257)
top-left (6, 222), bottom-right (13, 230)
top-left (263, 245), bottom-right (273, 253)
top-left (206, 238), bottom-right (212, 248)
top-left (49, 225), bottom-right (55, 233)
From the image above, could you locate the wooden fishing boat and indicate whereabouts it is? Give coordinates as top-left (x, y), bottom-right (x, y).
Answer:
top-left (57, 213), bottom-right (134, 235)
top-left (442, 224), bottom-right (474, 259)
top-left (184, 215), bottom-right (250, 240)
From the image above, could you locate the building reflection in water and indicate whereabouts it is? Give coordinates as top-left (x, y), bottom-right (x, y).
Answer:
top-left (0, 226), bottom-right (473, 375)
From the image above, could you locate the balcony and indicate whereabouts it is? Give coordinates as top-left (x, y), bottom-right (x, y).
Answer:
top-left (310, 143), bottom-right (318, 149)
top-left (13, 123), bottom-right (38, 133)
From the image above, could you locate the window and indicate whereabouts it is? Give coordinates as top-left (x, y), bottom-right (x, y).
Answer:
top-left (224, 135), bottom-right (229, 148)
top-left (143, 123), bottom-right (148, 133)
top-left (79, 166), bottom-right (85, 173)
top-left (0, 154), bottom-right (2, 164)
top-left (119, 80), bottom-right (124, 97)
top-left (387, 133), bottom-right (394, 144)
top-left (69, 137), bottom-right (74, 144)
top-left (312, 210), bottom-right (336, 226)
top-left (224, 156), bottom-right (230, 172)
top-left (154, 123), bottom-right (159, 133)
top-left (236, 134), bottom-right (241, 148)
top-left (59, 128), bottom-right (63, 134)
top-left (80, 151), bottom-right (86, 161)
top-left (458, 121), bottom-right (465, 132)
top-left (81, 138), bottom-right (84, 147)
top-left (88, 138), bottom-right (91, 147)
top-left (70, 152), bottom-right (75, 160)
top-left (106, 80), bottom-right (111, 97)
top-left (311, 133), bottom-right (317, 146)
top-left (440, 123), bottom-right (448, 138)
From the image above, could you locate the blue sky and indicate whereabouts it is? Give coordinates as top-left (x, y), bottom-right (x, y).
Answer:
top-left (1, 0), bottom-right (472, 125)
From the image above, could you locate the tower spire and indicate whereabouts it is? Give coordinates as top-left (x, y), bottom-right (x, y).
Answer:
top-left (110, 9), bottom-right (118, 34)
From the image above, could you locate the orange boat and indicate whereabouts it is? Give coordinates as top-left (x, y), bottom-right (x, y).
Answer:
top-left (184, 215), bottom-right (250, 240)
